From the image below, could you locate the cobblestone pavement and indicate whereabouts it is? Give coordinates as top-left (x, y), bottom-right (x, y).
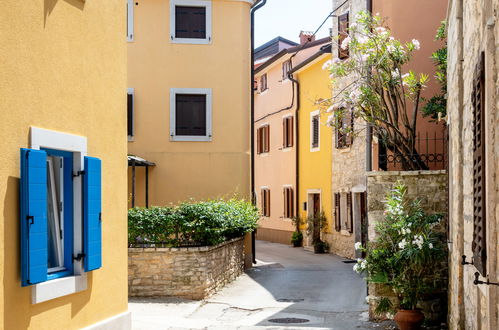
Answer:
top-left (129, 240), bottom-right (395, 329)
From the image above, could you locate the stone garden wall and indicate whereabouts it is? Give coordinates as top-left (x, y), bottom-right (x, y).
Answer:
top-left (366, 170), bottom-right (448, 321)
top-left (128, 238), bottom-right (244, 300)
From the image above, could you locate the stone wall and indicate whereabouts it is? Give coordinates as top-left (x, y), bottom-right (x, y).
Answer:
top-left (128, 238), bottom-right (244, 300)
top-left (447, 1), bottom-right (499, 329)
top-left (366, 170), bottom-right (448, 321)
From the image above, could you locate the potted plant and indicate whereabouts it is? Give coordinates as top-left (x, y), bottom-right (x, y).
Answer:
top-left (290, 231), bottom-right (303, 247)
top-left (354, 183), bottom-right (446, 330)
top-left (306, 212), bottom-right (329, 254)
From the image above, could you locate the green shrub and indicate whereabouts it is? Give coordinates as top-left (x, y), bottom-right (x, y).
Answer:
top-left (291, 231), bottom-right (303, 247)
top-left (128, 199), bottom-right (259, 247)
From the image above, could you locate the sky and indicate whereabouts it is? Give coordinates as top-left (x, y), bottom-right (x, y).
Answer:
top-left (254, 0), bottom-right (333, 48)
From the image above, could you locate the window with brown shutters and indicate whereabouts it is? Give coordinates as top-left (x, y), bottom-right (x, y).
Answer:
top-left (338, 13), bottom-right (349, 59)
top-left (334, 193), bottom-right (341, 232)
top-left (175, 6), bottom-right (207, 39)
top-left (311, 115), bottom-right (319, 149)
top-left (335, 110), bottom-right (354, 149)
top-left (283, 116), bottom-right (294, 148)
top-left (127, 89), bottom-right (134, 137)
top-left (282, 59), bottom-right (292, 80)
top-left (283, 187), bottom-right (294, 218)
top-left (261, 188), bottom-right (270, 217)
top-left (260, 74), bottom-right (268, 92)
top-left (472, 52), bottom-right (486, 276)
top-left (346, 192), bottom-right (353, 233)
top-left (257, 125), bottom-right (270, 154)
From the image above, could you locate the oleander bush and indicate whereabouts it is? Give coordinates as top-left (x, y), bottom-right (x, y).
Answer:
top-left (128, 199), bottom-right (259, 247)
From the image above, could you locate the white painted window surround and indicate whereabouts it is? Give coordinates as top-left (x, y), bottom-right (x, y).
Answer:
top-left (29, 127), bottom-right (88, 304)
top-left (170, 0), bottom-right (212, 45)
top-left (127, 0), bottom-right (134, 42)
top-left (170, 88), bottom-right (213, 142)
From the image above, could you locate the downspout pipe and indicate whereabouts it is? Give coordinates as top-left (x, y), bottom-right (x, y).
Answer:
top-left (250, 0), bottom-right (266, 264)
top-left (288, 73), bottom-right (300, 227)
top-left (365, 0), bottom-right (373, 171)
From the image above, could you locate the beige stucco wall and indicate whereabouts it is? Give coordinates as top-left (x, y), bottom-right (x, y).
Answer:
top-left (254, 42), bottom-right (327, 242)
top-left (0, 1), bottom-right (128, 329)
top-left (447, 0), bottom-right (499, 329)
top-left (128, 0), bottom-right (252, 206)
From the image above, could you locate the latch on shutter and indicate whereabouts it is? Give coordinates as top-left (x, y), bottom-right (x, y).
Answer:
top-left (473, 272), bottom-right (499, 286)
top-left (73, 253), bottom-right (86, 262)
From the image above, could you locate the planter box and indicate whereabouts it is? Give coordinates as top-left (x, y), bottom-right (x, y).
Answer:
top-left (128, 237), bottom-right (244, 300)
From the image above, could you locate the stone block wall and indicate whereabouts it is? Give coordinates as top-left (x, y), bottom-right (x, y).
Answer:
top-left (128, 238), bottom-right (244, 300)
top-left (366, 170), bottom-right (448, 321)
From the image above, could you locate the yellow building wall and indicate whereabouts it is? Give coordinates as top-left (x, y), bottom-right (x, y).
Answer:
top-left (128, 0), bottom-right (251, 206)
top-left (297, 57), bottom-right (333, 242)
top-left (0, 1), bottom-right (128, 329)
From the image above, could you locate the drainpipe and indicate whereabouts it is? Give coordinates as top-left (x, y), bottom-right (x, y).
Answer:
top-left (365, 0), bottom-right (373, 172)
top-left (288, 74), bottom-right (300, 228)
top-left (250, 0), bottom-right (266, 264)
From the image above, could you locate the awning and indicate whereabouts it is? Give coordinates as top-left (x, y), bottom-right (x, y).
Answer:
top-left (127, 155), bottom-right (156, 167)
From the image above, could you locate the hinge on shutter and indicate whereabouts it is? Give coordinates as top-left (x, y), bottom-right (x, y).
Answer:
top-left (26, 215), bottom-right (34, 225)
top-left (461, 255), bottom-right (473, 265)
top-left (73, 253), bottom-right (86, 262)
top-left (72, 170), bottom-right (85, 179)
top-left (473, 272), bottom-right (499, 286)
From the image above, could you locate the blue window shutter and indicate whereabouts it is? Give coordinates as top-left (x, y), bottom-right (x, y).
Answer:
top-left (83, 156), bottom-right (102, 271)
top-left (20, 148), bottom-right (48, 286)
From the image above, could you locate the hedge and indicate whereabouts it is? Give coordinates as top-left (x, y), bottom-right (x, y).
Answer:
top-left (128, 199), bottom-right (259, 247)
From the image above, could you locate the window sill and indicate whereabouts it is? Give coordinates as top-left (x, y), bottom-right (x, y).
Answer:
top-left (32, 274), bottom-right (87, 304)
top-left (281, 78), bottom-right (291, 84)
top-left (170, 136), bottom-right (212, 142)
top-left (170, 37), bottom-right (211, 45)
top-left (258, 89), bottom-right (269, 95)
top-left (128, 136), bottom-right (135, 142)
top-left (281, 147), bottom-right (293, 152)
top-left (340, 230), bottom-right (351, 237)
top-left (337, 146), bottom-right (351, 153)
top-left (310, 147), bottom-right (320, 153)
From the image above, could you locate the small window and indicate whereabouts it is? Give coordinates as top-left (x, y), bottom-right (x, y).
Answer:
top-left (170, 88), bottom-right (212, 142)
top-left (338, 13), bottom-right (349, 59)
top-left (283, 116), bottom-right (294, 148)
top-left (257, 125), bottom-right (270, 154)
top-left (282, 59), bottom-right (292, 80)
top-left (335, 109), bottom-right (354, 149)
top-left (127, 0), bottom-right (134, 42)
top-left (334, 193), bottom-right (341, 232)
top-left (311, 112), bottom-right (320, 150)
top-left (127, 88), bottom-right (134, 138)
top-left (170, 0), bottom-right (212, 44)
top-left (261, 188), bottom-right (270, 217)
top-left (260, 74), bottom-right (268, 92)
top-left (283, 187), bottom-right (294, 218)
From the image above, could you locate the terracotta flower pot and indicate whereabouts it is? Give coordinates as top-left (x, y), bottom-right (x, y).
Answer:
top-left (394, 309), bottom-right (424, 330)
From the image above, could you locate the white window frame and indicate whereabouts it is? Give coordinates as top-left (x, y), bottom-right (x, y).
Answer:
top-left (170, 88), bottom-right (213, 142)
top-left (170, 0), bottom-right (212, 45)
top-left (29, 127), bottom-right (88, 304)
top-left (310, 110), bottom-right (320, 152)
top-left (127, 0), bottom-right (134, 42)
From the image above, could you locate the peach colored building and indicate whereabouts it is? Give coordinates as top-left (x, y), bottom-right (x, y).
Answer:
top-left (254, 34), bottom-right (331, 244)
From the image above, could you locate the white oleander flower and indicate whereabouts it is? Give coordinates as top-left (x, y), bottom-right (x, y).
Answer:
top-left (398, 238), bottom-right (408, 249)
top-left (411, 39), bottom-right (421, 50)
top-left (341, 36), bottom-right (351, 50)
top-left (429, 243), bottom-right (434, 249)
top-left (355, 242), bottom-right (362, 250)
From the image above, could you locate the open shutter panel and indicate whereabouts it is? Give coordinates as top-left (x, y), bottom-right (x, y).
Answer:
top-left (84, 157), bottom-right (102, 272)
top-left (346, 113), bottom-right (354, 146)
top-left (282, 119), bottom-right (287, 148)
top-left (472, 53), bottom-right (486, 276)
top-left (334, 193), bottom-right (341, 232)
top-left (346, 192), bottom-right (353, 233)
top-left (127, 0), bottom-right (134, 42)
top-left (127, 91), bottom-right (134, 137)
top-left (20, 148), bottom-right (48, 286)
top-left (289, 188), bottom-right (294, 218)
top-left (266, 126), bottom-right (270, 153)
top-left (338, 13), bottom-right (349, 59)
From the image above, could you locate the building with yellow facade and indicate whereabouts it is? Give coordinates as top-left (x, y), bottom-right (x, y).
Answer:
top-left (290, 45), bottom-right (334, 249)
top-left (0, 1), bottom-right (129, 329)
top-left (127, 0), bottom-right (253, 207)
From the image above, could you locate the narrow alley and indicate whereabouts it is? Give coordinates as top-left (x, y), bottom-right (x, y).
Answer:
top-left (130, 241), bottom-right (393, 329)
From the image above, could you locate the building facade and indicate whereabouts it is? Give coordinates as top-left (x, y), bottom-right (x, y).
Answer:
top-left (254, 35), bottom-right (331, 244)
top-left (447, 0), bottom-right (499, 328)
top-left (127, 0), bottom-right (253, 207)
top-left (0, 1), bottom-right (129, 329)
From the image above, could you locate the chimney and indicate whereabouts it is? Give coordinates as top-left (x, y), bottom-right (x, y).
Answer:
top-left (299, 31), bottom-right (315, 45)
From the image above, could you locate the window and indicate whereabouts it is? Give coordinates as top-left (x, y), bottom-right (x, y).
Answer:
top-left (346, 192), bottom-right (353, 233)
top-left (283, 187), bottom-right (294, 218)
top-left (127, 0), bottom-right (134, 42)
top-left (282, 59), bottom-right (292, 80)
top-left (261, 188), bottom-right (270, 217)
top-left (310, 111), bottom-right (320, 151)
top-left (170, 0), bottom-right (212, 44)
top-left (283, 116), bottom-right (293, 148)
top-left (334, 192), bottom-right (353, 233)
top-left (334, 193), bottom-right (341, 232)
top-left (21, 127), bottom-right (102, 303)
top-left (257, 125), bottom-right (270, 154)
top-left (338, 12), bottom-right (349, 59)
top-left (335, 110), bottom-right (354, 149)
top-left (170, 88), bottom-right (212, 142)
top-left (128, 88), bottom-right (134, 138)
top-left (472, 52), bottom-right (486, 276)
top-left (260, 74), bottom-right (268, 92)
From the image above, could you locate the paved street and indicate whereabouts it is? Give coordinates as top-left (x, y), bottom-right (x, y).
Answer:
top-left (129, 240), bottom-right (393, 329)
